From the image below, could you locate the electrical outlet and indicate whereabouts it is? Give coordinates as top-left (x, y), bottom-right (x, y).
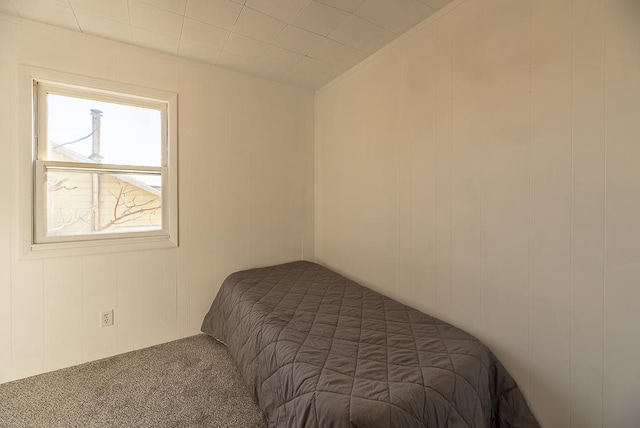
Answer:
top-left (101, 309), bottom-right (114, 327)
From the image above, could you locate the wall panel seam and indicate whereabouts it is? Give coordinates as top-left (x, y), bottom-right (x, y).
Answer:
top-left (569, 0), bottom-right (575, 425)
top-left (526, 0), bottom-right (533, 402)
top-left (601, 0), bottom-right (608, 424)
top-left (479, 0), bottom-right (484, 338)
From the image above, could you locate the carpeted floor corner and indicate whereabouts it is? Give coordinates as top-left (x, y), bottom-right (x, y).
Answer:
top-left (0, 334), bottom-right (266, 428)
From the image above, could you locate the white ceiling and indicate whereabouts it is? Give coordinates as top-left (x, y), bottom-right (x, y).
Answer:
top-left (1, 0), bottom-right (452, 89)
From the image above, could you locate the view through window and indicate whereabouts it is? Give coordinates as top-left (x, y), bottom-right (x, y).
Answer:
top-left (35, 84), bottom-right (169, 243)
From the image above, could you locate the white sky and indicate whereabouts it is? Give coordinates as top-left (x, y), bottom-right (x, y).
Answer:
top-left (47, 94), bottom-right (162, 167)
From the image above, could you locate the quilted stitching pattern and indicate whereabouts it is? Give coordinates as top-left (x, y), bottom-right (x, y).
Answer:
top-left (201, 261), bottom-right (538, 428)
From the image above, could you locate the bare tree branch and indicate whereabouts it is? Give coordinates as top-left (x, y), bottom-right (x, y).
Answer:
top-left (48, 207), bottom-right (93, 231)
top-left (49, 176), bottom-right (161, 233)
top-left (49, 178), bottom-right (78, 192)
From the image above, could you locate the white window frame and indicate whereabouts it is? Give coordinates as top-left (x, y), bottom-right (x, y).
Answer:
top-left (18, 66), bottom-right (178, 258)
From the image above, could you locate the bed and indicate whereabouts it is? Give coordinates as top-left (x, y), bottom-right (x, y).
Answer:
top-left (201, 261), bottom-right (538, 427)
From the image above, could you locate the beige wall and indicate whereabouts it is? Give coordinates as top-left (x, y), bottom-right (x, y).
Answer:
top-left (315, 0), bottom-right (640, 427)
top-left (0, 16), bottom-right (314, 383)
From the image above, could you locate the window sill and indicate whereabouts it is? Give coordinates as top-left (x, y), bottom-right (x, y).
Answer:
top-left (21, 235), bottom-right (178, 260)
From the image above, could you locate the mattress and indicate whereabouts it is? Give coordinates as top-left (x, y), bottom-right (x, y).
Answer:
top-left (201, 261), bottom-right (538, 427)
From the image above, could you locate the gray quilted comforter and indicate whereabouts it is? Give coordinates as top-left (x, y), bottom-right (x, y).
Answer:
top-left (201, 261), bottom-right (539, 428)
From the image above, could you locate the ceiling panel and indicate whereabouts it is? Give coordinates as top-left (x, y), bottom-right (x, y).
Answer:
top-left (129, 0), bottom-right (183, 38)
top-left (181, 18), bottom-right (229, 49)
top-left (75, 10), bottom-right (133, 43)
top-left (261, 45), bottom-right (304, 70)
top-left (2, 0), bottom-right (453, 89)
top-left (329, 14), bottom-right (395, 53)
top-left (315, 0), bottom-right (365, 13)
top-left (293, 1), bottom-right (348, 37)
top-left (274, 24), bottom-right (324, 56)
top-left (137, 0), bottom-right (187, 15)
top-left (68, 0), bottom-right (130, 24)
top-left (355, 0), bottom-right (435, 35)
top-left (245, 0), bottom-right (308, 23)
top-left (224, 32), bottom-right (271, 60)
top-left (233, 7), bottom-right (287, 43)
top-left (184, 0), bottom-right (241, 30)
top-left (13, 0), bottom-right (79, 31)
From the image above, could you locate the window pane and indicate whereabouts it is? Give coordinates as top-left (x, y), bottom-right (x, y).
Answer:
top-left (47, 94), bottom-right (162, 167)
top-left (45, 169), bottom-right (162, 237)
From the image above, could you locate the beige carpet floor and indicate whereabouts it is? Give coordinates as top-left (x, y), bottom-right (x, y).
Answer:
top-left (0, 334), bottom-right (266, 428)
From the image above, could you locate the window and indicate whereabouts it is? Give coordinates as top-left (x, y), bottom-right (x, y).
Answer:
top-left (22, 68), bottom-right (178, 255)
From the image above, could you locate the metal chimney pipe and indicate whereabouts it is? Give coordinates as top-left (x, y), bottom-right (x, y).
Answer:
top-left (89, 109), bottom-right (103, 163)
top-left (89, 109), bottom-right (103, 231)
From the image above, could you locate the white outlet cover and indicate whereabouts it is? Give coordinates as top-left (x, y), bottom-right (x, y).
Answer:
top-left (101, 310), bottom-right (114, 327)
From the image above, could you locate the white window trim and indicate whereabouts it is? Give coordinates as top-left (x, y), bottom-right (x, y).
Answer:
top-left (18, 65), bottom-right (179, 259)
